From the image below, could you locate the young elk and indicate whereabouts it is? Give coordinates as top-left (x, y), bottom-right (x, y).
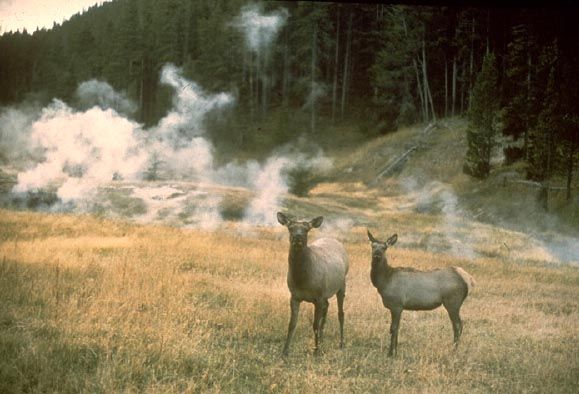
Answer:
top-left (277, 212), bottom-right (349, 356)
top-left (367, 230), bottom-right (475, 357)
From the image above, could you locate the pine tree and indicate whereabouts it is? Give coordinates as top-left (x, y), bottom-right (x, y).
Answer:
top-left (502, 21), bottom-right (537, 156)
top-left (463, 52), bottom-right (498, 178)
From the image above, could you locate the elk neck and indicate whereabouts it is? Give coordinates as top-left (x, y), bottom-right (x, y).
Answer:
top-left (370, 254), bottom-right (393, 288)
top-left (288, 244), bottom-right (311, 285)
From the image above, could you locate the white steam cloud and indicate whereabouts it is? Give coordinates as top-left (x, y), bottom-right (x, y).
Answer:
top-left (233, 4), bottom-right (289, 53)
top-left (6, 62), bottom-right (332, 230)
top-left (150, 64), bottom-right (234, 182)
top-left (302, 81), bottom-right (327, 111)
top-left (156, 64), bottom-right (233, 143)
top-left (401, 178), bottom-right (476, 258)
top-left (244, 156), bottom-right (292, 225)
top-left (76, 80), bottom-right (137, 115)
top-left (10, 64), bottom-right (233, 205)
top-left (13, 99), bottom-right (145, 202)
top-left (4, 6), bottom-right (328, 230)
top-left (243, 146), bottom-right (333, 226)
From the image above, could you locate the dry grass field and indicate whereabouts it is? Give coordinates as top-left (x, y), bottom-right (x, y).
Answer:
top-left (1, 208), bottom-right (577, 393)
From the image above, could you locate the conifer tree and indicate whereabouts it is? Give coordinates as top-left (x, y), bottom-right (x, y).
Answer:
top-left (463, 52), bottom-right (498, 178)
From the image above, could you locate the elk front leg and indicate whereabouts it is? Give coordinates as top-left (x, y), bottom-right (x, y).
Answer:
top-left (389, 308), bottom-right (402, 357)
top-left (283, 297), bottom-right (300, 356)
top-left (318, 299), bottom-right (329, 345)
top-left (313, 301), bottom-right (323, 354)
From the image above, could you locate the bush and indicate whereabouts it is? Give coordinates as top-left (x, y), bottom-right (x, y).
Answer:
top-left (287, 167), bottom-right (317, 197)
top-left (219, 194), bottom-right (250, 221)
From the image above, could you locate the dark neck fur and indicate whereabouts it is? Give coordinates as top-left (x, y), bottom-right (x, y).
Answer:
top-left (288, 245), bottom-right (310, 285)
top-left (370, 256), bottom-right (393, 288)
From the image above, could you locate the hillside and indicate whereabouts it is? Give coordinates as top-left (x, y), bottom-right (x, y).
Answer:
top-left (1, 117), bottom-right (577, 265)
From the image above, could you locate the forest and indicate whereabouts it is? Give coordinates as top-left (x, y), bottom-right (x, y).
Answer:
top-left (0, 0), bottom-right (578, 188)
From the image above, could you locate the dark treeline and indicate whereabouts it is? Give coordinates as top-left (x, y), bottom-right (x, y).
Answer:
top-left (0, 1), bottom-right (578, 187)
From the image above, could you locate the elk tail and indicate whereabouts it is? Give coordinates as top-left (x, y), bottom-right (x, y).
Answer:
top-left (454, 267), bottom-right (476, 294)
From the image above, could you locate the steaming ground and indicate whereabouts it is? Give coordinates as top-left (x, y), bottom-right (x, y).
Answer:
top-left (2, 4), bottom-right (333, 231)
top-left (0, 4), bottom-right (312, 230)
top-left (1, 90), bottom-right (576, 265)
top-left (1, 58), bottom-right (336, 226)
top-left (0, 4), bottom-right (576, 265)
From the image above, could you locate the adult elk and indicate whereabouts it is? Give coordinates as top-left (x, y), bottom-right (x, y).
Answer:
top-left (367, 230), bottom-right (475, 356)
top-left (277, 212), bottom-right (349, 355)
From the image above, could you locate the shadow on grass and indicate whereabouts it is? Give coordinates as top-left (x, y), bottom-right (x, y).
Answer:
top-left (0, 258), bottom-right (106, 393)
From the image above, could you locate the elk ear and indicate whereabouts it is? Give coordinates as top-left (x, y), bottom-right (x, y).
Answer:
top-left (387, 234), bottom-right (398, 246)
top-left (367, 229), bottom-right (379, 243)
top-left (277, 212), bottom-right (290, 226)
top-left (310, 216), bottom-right (323, 228)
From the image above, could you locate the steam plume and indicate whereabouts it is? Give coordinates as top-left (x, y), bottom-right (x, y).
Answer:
top-left (13, 99), bottom-right (145, 202)
top-left (10, 65), bottom-right (233, 208)
top-left (243, 148), bottom-right (333, 226)
top-left (6, 62), bottom-right (334, 230)
top-left (401, 178), bottom-right (476, 258)
top-left (76, 79), bottom-right (136, 115)
top-left (233, 4), bottom-right (288, 53)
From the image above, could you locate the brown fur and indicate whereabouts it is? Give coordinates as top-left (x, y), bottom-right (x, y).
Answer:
top-left (368, 230), bottom-right (474, 356)
top-left (278, 212), bottom-right (349, 355)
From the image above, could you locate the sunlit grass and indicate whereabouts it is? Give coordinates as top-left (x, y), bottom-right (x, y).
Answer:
top-left (0, 209), bottom-right (577, 393)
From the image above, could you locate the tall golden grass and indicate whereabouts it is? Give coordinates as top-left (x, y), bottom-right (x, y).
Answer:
top-left (0, 209), bottom-right (578, 393)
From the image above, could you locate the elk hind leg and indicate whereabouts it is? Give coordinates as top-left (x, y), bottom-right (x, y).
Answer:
top-left (445, 304), bottom-right (463, 346)
top-left (337, 288), bottom-right (346, 348)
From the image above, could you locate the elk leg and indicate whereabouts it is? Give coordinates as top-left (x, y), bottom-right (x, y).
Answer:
top-left (337, 288), bottom-right (346, 349)
top-left (313, 302), bottom-right (323, 353)
top-left (446, 305), bottom-right (463, 345)
top-left (319, 299), bottom-right (329, 345)
top-left (283, 297), bottom-right (300, 356)
top-left (389, 308), bottom-right (402, 357)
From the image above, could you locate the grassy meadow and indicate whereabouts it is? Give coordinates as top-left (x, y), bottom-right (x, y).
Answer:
top-left (0, 208), bottom-right (578, 393)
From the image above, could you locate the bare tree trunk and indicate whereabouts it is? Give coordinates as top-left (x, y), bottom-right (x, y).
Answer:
top-left (401, 15), bottom-right (425, 122)
top-left (469, 17), bottom-right (475, 110)
top-left (421, 61), bottom-right (428, 120)
top-left (332, 8), bottom-right (340, 123)
top-left (486, 10), bottom-right (490, 54)
top-left (311, 23), bottom-right (317, 133)
top-left (566, 143), bottom-right (575, 201)
top-left (184, 1), bottom-right (192, 57)
top-left (426, 79), bottom-right (436, 122)
top-left (452, 55), bottom-right (457, 117)
top-left (547, 129), bottom-right (554, 179)
top-left (262, 51), bottom-right (269, 116)
top-left (340, 12), bottom-right (352, 120)
top-left (460, 62), bottom-right (465, 114)
top-left (527, 53), bottom-right (532, 94)
top-left (524, 53), bottom-right (532, 160)
top-left (411, 58), bottom-right (425, 122)
top-left (542, 128), bottom-right (554, 212)
top-left (249, 51), bottom-right (255, 122)
top-left (282, 28), bottom-right (289, 108)
top-left (445, 59), bottom-right (448, 118)
top-left (422, 37), bottom-right (436, 121)
top-left (139, 58), bottom-right (144, 122)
